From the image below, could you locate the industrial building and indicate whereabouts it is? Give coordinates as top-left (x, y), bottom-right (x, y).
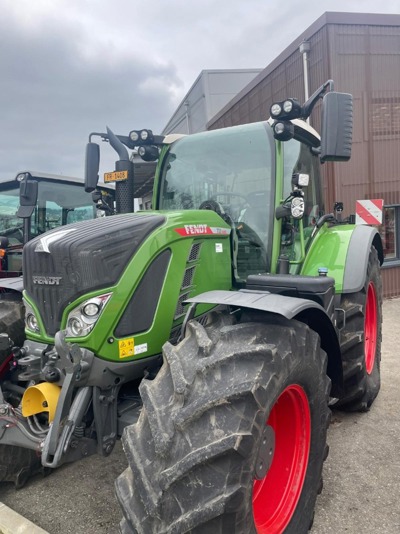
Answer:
top-left (207, 12), bottom-right (400, 297)
top-left (162, 69), bottom-right (262, 135)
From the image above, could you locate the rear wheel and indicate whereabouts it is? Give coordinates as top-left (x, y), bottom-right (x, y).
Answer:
top-left (116, 312), bottom-right (331, 534)
top-left (336, 246), bottom-right (382, 411)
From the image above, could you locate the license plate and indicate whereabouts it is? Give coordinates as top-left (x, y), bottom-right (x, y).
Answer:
top-left (104, 170), bottom-right (128, 182)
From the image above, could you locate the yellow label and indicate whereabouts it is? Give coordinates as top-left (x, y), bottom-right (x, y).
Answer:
top-left (104, 170), bottom-right (128, 182)
top-left (118, 338), bottom-right (134, 358)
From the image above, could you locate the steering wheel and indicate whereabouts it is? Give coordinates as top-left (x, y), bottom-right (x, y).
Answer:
top-left (199, 199), bottom-right (225, 216)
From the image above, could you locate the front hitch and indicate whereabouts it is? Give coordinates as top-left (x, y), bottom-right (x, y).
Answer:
top-left (40, 331), bottom-right (96, 468)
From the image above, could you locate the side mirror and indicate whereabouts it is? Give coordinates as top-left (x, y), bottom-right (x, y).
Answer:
top-left (320, 92), bottom-right (353, 162)
top-left (17, 173), bottom-right (38, 218)
top-left (85, 142), bottom-right (100, 192)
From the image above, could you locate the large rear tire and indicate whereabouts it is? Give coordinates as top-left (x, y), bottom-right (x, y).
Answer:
top-left (116, 312), bottom-right (331, 534)
top-left (335, 246), bottom-right (382, 411)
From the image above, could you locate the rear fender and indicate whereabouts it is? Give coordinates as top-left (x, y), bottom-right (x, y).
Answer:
top-left (185, 290), bottom-right (343, 397)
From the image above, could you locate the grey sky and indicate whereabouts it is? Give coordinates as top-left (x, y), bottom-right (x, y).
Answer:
top-left (1, 0), bottom-right (399, 182)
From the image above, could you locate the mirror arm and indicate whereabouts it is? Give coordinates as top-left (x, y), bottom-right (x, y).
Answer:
top-left (302, 79), bottom-right (334, 120)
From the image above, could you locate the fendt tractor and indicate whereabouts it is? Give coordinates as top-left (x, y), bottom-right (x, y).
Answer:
top-left (0, 171), bottom-right (115, 367)
top-left (0, 81), bottom-right (383, 534)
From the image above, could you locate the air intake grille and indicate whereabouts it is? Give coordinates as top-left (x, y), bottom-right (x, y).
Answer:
top-left (175, 292), bottom-right (190, 319)
top-left (188, 243), bottom-right (201, 262)
top-left (182, 266), bottom-right (195, 289)
top-left (174, 242), bottom-right (202, 320)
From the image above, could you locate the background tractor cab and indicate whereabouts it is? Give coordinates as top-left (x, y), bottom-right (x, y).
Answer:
top-left (0, 171), bottom-right (115, 278)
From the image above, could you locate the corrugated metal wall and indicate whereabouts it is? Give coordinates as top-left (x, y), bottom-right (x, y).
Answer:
top-left (208, 16), bottom-right (400, 297)
top-left (328, 22), bottom-right (400, 297)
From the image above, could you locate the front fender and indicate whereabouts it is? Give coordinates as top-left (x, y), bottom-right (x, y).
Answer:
top-left (186, 289), bottom-right (343, 397)
top-left (186, 289), bottom-right (326, 319)
top-left (301, 224), bottom-right (383, 294)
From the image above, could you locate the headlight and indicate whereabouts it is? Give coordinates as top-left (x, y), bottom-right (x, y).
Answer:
top-left (24, 300), bottom-right (40, 333)
top-left (270, 103), bottom-right (282, 117)
top-left (65, 294), bottom-right (111, 338)
top-left (291, 197), bottom-right (305, 219)
top-left (283, 100), bottom-right (293, 113)
top-left (26, 313), bottom-right (39, 332)
top-left (129, 130), bottom-right (139, 142)
top-left (82, 299), bottom-right (102, 317)
top-left (68, 317), bottom-right (85, 336)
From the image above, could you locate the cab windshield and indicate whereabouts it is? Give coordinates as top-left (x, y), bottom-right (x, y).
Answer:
top-left (158, 122), bottom-right (275, 277)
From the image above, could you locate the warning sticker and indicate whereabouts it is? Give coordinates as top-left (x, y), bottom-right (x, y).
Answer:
top-left (355, 199), bottom-right (384, 225)
top-left (118, 338), bottom-right (134, 358)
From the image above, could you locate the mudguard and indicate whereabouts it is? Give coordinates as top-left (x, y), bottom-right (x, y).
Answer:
top-left (185, 289), bottom-right (343, 396)
top-left (186, 289), bottom-right (327, 319)
top-left (301, 224), bottom-right (383, 294)
top-left (342, 225), bottom-right (383, 293)
top-left (0, 276), bottom-right (24, 293)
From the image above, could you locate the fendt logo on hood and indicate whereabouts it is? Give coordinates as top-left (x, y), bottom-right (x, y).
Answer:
top-left (33, 276), bottom-right (62, 285)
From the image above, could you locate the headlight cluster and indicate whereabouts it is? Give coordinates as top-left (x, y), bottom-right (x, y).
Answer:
top-left (25, 300), bottom-right (40, 333)
top-left (66, 294), bottom-right (111, 338)
top-left (270, 98), bottom-right (302, 121)
top-left (129, 129), bottom-right (154, 144)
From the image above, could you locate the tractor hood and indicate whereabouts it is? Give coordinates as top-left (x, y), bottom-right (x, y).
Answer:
top-left (23, 213), bottom-right (166, 335)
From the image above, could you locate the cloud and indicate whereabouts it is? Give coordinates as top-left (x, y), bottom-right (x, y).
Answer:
top-left (0, 0), bottom-right (399, 182)
top-left (0, 5), bottom-right (182, 179)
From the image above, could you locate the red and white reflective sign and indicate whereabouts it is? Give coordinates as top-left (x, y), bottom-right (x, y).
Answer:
top-left (355, 199), bottom-right (384, 225)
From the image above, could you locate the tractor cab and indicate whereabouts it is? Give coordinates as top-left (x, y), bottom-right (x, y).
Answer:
top-left (155, 118), bottom-right (324, 281)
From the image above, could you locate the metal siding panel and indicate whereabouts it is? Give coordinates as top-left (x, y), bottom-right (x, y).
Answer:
top-left (382, 266), bottom-right (400, 298)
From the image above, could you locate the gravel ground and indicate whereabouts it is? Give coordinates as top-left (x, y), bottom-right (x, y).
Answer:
top-left (0, 298), bottom-right (399, 534)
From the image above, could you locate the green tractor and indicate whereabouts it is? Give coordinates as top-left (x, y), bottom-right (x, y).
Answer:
top-left (0, 81), bottom-right (382, 533)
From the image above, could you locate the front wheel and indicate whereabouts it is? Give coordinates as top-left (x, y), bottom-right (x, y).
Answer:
top-left (116, 312), bottom-right (331, 533)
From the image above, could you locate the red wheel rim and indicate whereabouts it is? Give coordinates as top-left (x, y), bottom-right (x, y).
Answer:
top-left (365, 282), bottom-right (377, 374)
top-left (252, 384), bottom-right (311, 533)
